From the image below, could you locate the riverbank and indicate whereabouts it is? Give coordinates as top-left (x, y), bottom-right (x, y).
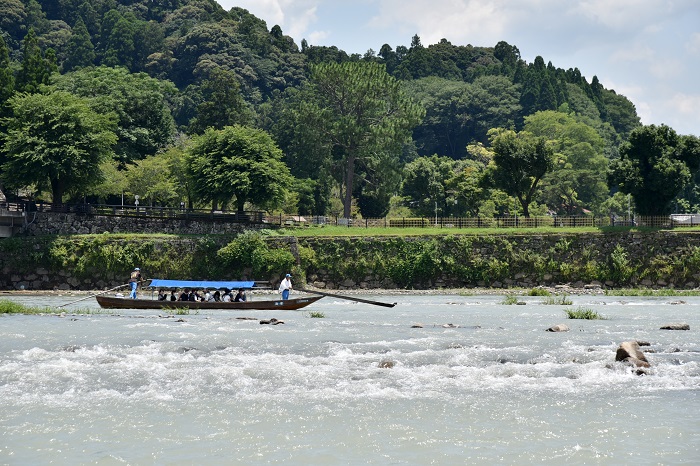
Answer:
top-left (4, 230), bottom-right (700, 291)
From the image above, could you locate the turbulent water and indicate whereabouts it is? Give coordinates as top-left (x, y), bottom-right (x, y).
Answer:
top-left (1, 293), bottom-right (698, 465)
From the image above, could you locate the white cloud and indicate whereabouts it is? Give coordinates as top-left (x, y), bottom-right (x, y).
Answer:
top-left (687, 32), bottom-right (700, 55)
top-left (217, 0), bottom-right (320, 36)
top-left (211, 0), bottom-right (700, 135)
top-left (669, 93), bottom-right (700, 117)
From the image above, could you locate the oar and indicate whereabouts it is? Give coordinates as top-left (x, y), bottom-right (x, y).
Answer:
top-left (299, 288), bottom-right (396, 308)
top-left (58, 282), bottom-right (131, 308)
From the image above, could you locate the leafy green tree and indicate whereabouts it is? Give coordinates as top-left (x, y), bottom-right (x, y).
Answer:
top-left (402, 155), bottom-right (454, 217)
top-left (16, 28), bottom-right (53, 93)
top-left (485, 128), bottom-right (554, 217)
top-left (62, 17), bottom-right (95, 72)
top-left (524, 110), bottom-right (609, 213)
top-left (125, 152), bottom-right (181, 206)
top-left (300, 61), bottom-right (424, 218)
top-left (102, 15), bottom-right (136, 69)
top-left (0, 34), bottom-right (14, 109)
top-left (188, 67), bottom-right (250, 134)
top-left (1, 90), bottom-right (117, 204)
top-left (186, 125), bottom-right (292, 212)
top-left (608, 125), bottom-right (700, 215)
top-left (53, 66), bottom-right (177, 164)
top-left (0, 0), bottom-right (27, 46)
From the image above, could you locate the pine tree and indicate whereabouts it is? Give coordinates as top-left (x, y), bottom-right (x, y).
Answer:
top-left (16, 28), bottom-right (51, 94)
top-left (0, 35), bottom-right (15, 108)
top-left (63, 18), bottom-right (96, 72)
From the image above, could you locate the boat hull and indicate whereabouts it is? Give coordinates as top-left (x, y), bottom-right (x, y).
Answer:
top-left (96, 295), bottom-right (323, 310)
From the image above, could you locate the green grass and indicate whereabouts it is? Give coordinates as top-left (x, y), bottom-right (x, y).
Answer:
top-left (565, 307), bottom-right (605, 319)
top-left (162, 306), bottom-right (196, 315)
top-left (279, 225), bottom-right (604, 237)
top-left (605, 288), bottom-right (700, 296)
top-left (542, 295), bottom-right (573, 305)
top-left (0, 299), bottom-right (57, 314)
top-left (308, 311), bottom-right (325, 318)
top-left (501, 295), bottom-right (520, 305)
top-left (528, 288), bottom-right (552, 296)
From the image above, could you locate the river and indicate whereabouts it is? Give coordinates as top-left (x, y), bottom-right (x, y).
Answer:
top-left (1, 293), bottom-right (698, 465)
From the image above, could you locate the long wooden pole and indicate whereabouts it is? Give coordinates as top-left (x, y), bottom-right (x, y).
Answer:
top-left (299, 288), bottom-right (396, 308)
top-left (58, 282), bottom-right (131, 308)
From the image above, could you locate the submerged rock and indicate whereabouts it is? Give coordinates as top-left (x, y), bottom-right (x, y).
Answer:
top-left (660, 323), bottom-right (690, 330)
top-left (616, 341), bottom-right (650, 369)
top-left (546, 324), bottom-right (570, 332)
top-left (378, 360), bottom-right (395, 368)
top-left (260, 318), bottom-right (284, 325)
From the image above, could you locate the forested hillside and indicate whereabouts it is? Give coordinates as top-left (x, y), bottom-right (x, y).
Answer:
top-left (1, 0), bottom-right (699, 219)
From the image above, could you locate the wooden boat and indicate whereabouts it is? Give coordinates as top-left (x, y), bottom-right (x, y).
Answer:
top-left (96, 278), bottom-right (323, 310)
top-left (96, 294), bottom-right (324, 310)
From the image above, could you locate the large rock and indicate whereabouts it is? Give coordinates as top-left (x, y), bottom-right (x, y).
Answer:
top-left (660, 323), bottom-right (690, 330)
top-left (546, 323), bottom-right (570, 332)
top-left (616, 341), bottom-right (650, 368)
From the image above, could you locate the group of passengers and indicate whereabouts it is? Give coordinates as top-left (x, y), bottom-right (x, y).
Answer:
top-left (157, 288), bottom-right (247, 302)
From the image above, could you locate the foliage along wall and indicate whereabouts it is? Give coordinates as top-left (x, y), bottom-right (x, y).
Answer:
top-left (3, 231), bottom-right (700, 291)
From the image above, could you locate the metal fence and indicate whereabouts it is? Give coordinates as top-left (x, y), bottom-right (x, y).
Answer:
top-left (1, 202), bottom-right (695, 230)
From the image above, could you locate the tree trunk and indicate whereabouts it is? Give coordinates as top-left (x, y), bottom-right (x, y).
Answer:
top-left (50, 178), bottom-right (64, 206)
top-left (343, 154), bottom-right (355, 219)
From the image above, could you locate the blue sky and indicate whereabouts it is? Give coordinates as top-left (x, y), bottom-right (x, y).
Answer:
top-left (217, 0), bottom-right (700, 137)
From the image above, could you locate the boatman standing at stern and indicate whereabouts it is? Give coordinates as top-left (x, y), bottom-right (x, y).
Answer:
top-left (279, 273), bottom-right (292, 300)
top-left (129, 267), bottom-right (142, 299)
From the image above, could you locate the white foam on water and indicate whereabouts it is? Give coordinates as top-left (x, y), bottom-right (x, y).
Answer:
top-left (1, 294), bottom-right (699, 464)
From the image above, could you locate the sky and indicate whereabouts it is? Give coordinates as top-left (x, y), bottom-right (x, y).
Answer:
top-left (216, 0), bottom-right (700, 137)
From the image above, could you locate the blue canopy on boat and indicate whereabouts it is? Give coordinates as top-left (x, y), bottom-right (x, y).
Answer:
top-left (147, 279), bottom-right (256, 290)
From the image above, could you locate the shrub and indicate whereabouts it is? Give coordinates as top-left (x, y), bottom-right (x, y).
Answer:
top-left (565, 307), bottom-right (604, 319)
top-left (528, 288), bottom-right (551, 296)
top-left (542, 294), bottom-right (572, 305)
top-left (501, 295), bottom-right (519, 305)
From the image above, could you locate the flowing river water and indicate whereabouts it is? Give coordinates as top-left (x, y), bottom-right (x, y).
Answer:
top-left (1, 292), bottom-right (698, 465)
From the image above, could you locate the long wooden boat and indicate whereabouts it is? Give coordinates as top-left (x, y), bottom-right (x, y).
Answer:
top-left (96, 294), bottom-right (324, 310)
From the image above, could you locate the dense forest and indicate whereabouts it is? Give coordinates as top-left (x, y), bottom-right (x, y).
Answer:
top-left (1, 0), bottom-right (699, 218)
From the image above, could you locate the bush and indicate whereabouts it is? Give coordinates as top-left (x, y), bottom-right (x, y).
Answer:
top-left (501, 295), bottom-right (519, 305)
top-left (565, 307), bottom-right (604, 319)
top-left (528, 288), bottom-right (551, 296)
top-left (542, 295), bottom-right (572, 305)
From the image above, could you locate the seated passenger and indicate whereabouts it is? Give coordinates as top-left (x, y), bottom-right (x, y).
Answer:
top-left (234, 289), bottom-right (247, 302)
top-left (213, 290), bottom-right (221, 302)
top-left (179, 289), bottom-right (189, 301)
top-left (170, 290), bottom-right (177, 301)
top-left (157, 289), bottom-right (167, 301)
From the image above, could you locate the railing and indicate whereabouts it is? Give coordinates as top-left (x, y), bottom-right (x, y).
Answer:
top-left (2, 201), bottom-right (696, 230)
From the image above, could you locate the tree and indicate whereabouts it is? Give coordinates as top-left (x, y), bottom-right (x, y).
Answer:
top-left (53, 66), bottom-right (176, 164)
top-left (608, 125), bottom-right (700, 216)
top-left (301, 62), bottom-right (424, 218)
top-left (485, 129), bottom-right (554, 217)
top-left (0, 34), bottom-right (14, 110)
top-left (62, 17), bottom-right (95, 72)
top-left (0, 90), bottom-right (117, 204)
top-left (187, 67), bottom-right (250, 134)
top-left (186, 125), bottom-right (292, 212)
top-left (16, 28), bottom-right (53, 93)
top-left (524, 110), bottom-right (609, 214)
top-left (102, 15), bottom-right (136, 69)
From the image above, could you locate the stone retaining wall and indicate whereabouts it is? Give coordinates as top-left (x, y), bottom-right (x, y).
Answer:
top-left (22, 212), bottom-right (254, 236)
top-left (3, 230), bottom-right (700, 290)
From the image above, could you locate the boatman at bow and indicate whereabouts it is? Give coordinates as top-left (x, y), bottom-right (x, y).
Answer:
top-left (278, 273), bottom-right (292, 300)
top-left (129, 267), bottom-right (142, 299)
